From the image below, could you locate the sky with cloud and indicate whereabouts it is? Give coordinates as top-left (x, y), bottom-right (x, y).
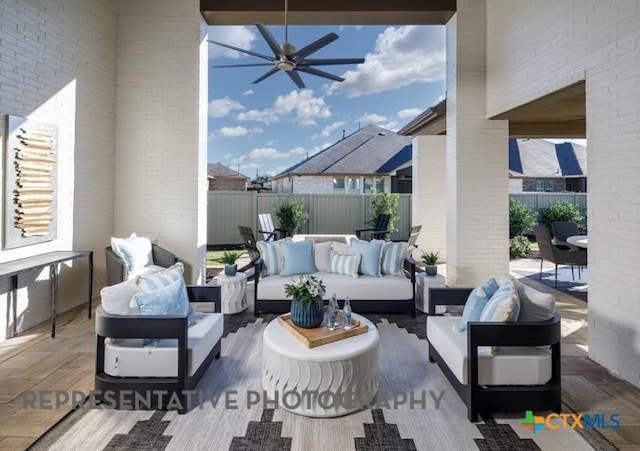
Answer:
top-left (207, 25), bottom-right (446, 178)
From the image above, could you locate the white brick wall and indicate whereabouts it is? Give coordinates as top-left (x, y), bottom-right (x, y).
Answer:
top-left (0, 0), bottom-right (116, 340)
top-left (412, 136), bottom-right (447, 259)
top-left (446, 0), bottom-right (509, 287)
top-left (486, 0), bottom-right (640, 386)
top-left (114, 0), bottom-right (207, 283)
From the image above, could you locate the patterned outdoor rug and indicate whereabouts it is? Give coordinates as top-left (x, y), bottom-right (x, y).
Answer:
top-left (30, 311), bottom-right (611, 450)
top-left (513, 265), bottom-right (588, 302)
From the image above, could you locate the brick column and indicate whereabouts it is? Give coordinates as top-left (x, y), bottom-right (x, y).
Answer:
top-left (412, 135), bottom-right (447, 260)
top-left (446, 0), bottom-right (509, 286)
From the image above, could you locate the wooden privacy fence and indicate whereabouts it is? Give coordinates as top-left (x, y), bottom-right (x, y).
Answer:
top-left (207, 192), bottom-right (412, 246)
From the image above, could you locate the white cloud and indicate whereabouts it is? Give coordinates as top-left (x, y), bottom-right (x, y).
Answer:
top-left (397, 108), bottom-right (423, 119)
top-left (327, 26), bottom-right (445, 97)
top-left (215, 126), bottom-right (263, 138)
top-left (242, 89), bottom-right (254, 96)
top-left (234, 146), bottom-right (307, 166)
top-left (208, 96), bottom-right (245, 118)
top-left (379, 121), bottom-right (400, 132)
top-left (208, 26), bottom-right (257, 59)
top-left (358, 113), bottom-right (387, 124)
top-left (311, 121), bottom-right (346, 140)
top-left (237, 89), bottom-right (331, 126)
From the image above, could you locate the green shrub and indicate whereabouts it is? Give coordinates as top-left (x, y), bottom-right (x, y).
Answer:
top-left (509, 235), bottom-right (531, 258)
top-left (538, 201), bottom-right (584, 230)
top-left (509, 199), bottom-right (537, 238)
top-left (370, 191), bottom-right (400, 236)
top-left (274, 198), bottom-right (309, 237)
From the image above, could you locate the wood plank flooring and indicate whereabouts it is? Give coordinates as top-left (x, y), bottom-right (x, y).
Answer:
top-left (0, 264), bottom-right (638, 450)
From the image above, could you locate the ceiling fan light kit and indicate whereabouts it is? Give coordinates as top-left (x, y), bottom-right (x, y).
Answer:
top-left (208, 0), bottom-right (364, 88)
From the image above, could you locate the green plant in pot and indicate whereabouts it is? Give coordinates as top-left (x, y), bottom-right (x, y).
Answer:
top-left (421, 250), bottom-right (440, 276)
top-left (213, 250), bottom-right (243, 277)
top-left (284, 274), bottom-right (326, 328)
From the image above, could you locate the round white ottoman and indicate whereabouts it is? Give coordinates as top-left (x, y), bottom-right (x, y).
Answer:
top-left (262, 313), bottom-right (379, 417)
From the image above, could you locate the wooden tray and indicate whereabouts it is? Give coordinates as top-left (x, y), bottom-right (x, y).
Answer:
top-left (277, 312), bottom-right (368, 348)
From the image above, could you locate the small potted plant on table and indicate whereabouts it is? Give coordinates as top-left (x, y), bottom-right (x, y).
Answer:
top-left (421, 250), bottom-right (440, 276)
top-left (213, 250), bottom-right (244, 277)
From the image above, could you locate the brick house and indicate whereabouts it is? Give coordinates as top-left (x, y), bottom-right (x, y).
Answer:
top-left (207, 162), bottom-right (249, 191)
top-left (270, 125), bottom-right (412, 194)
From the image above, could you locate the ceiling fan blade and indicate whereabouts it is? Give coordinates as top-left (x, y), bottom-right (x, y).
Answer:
top-left (291, 33), bottom-right (339, 60)
top-left (297, 66), bottom-right (344, 82)
top-left (298, 58), bottom-right (365, 66)
top-left (255, 23), bottom-right (284, 57)
top-left (252, 67), bottom-right (280, 84)
top-left (213, 63), bottom-right (275, 68)
top-left (287, 70), bottom-right (306, 89)
top-left (207, 39), bottom-right (275, 62)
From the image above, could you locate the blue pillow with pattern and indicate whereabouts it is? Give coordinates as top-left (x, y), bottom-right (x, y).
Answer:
top-left (381, 242), bottom-right (408, 276)
top-left (453, 277), bottom-right (499, 332)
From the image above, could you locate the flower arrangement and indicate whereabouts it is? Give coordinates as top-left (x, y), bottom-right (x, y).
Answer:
top-left (284, 274), bottom-right (326, 306)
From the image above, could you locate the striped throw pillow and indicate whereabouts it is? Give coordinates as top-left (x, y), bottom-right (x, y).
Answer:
top-left (256, 241), bottom-right (282, 276)
top-left (327, 252), bottom-right (361, 278)
top-left (381, 242), bottom-right (408, 276)
top-left (479, 278), bottom-right (520, 323)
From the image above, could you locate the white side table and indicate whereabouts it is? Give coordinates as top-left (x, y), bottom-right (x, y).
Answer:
top-left (416, 273), bottom-right (446, 313)
top-left (213, 272), bottom-right (247, 314)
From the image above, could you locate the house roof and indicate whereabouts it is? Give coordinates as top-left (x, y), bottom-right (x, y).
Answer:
top-left (274, 124), bottom-right (412, 178)
top-left (509, 139), bottom-right (587, 177)
top-left (207, 162), bottom-right (249, 180)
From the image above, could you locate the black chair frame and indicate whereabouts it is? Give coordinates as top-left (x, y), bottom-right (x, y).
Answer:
top-left (427, 287), bottom-right (561, 422)
top-left (355, 213), bottom-right (391, 241)
top-left (95, 285), bottom-right (221, 414)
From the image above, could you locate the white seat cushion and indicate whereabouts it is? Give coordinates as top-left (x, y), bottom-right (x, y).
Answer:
top-left (104, 312), bottom-right (223, 378)
top-left (427, 316), bottom-right (552, 386)
top-left (258, 271), bottom-right (413, 301)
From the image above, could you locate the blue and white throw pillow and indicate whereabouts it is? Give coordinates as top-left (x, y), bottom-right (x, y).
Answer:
top-left (280, 240), bottom-right (316, 276)
top-left (256, 241), bottom-right (282, 276)
top-left (381, 242), bottom-right (408, 276)
top-left (453, 277), bottom-right (499, 332)
top-left (479, 277), bottom-right (520, 323)
top-left (134, 263), bottom-right (190, 317)
top-left (350, 238), bottom-right (384, 277)
top-left (327, 252), bottom-right (361, 278)
top-left (111, 233), bottom-right (154, 274)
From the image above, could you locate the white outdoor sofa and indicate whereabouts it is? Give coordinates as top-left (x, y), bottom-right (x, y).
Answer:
top-left (253, 238), bottom-right (417, 317)
top-left (426, 279), bottom-right (561, 422)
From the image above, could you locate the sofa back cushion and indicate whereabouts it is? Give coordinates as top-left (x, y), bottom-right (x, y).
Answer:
top-left (350, 238), bottom-right (384, 277)
top-left (327, 252), bottom-right (361, 278)
top-left (314, 241), bottom-right (332, 272)
top-left (381, 242), bottom-right (408, 276)
top-left (257, 240), bottom-right (283, 276)
top-left (280, 240), bottom-right (316, 276)
top-left (516, 281), bottom-right (556, 322)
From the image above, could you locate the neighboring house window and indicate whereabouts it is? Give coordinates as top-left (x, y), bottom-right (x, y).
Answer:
top-left (347, 177), bottom-right (360, 193)
top-left (333, 177), bottom-right (345, 193)
top-left (364, 177), bottom-right (384, 193)
top-left (545, 180), bottom-right (554, 192)
top-left (535, 180), bottom-right (544, 192)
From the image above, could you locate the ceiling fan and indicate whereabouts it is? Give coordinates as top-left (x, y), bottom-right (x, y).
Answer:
top-left (207, 0), bottom-right (364, 89)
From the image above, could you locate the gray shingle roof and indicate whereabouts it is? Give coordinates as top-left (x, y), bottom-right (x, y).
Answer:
top-left (207, 162), bottom-right (249, 179)
top-left (275, 125), bottom-right (412, 177)
top-left (509, 139), bottom-right (587, 177)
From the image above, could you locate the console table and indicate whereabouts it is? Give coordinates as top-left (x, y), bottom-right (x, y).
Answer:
top-left (0, 250), bottom-right (93, 338)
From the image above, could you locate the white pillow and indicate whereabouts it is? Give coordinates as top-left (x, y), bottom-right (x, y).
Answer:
top-left (111, 233), bottom-right (154, 274)
top-left (327, 252), bottom-right (361, 278)
top-left (100, 278), bottom-right (140, 315)
top-left (314, 241), bottom-right (332, 272)
top-left (331, 241), bottom-right (352, 256)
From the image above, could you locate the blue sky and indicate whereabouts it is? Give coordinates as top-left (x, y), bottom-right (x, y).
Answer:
top-left (207, 25), bottom-right (446, 178)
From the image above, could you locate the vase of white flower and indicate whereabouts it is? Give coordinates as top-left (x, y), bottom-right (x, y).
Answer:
top-left (284, 274), bottom-right (326, 328)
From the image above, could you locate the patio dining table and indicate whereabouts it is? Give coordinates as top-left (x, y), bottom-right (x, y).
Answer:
top-left (566, 235), bottom-right (588, 249)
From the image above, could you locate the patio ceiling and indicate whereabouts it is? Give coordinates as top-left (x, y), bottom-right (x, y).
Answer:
top-left (200, 0), bottom-right (456, 25)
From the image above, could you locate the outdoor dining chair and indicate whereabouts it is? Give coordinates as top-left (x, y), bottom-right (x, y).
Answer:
top-left (551, 221), bottom-right (581, 249)
top-left (533, 225), bottom-right (587, 288)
